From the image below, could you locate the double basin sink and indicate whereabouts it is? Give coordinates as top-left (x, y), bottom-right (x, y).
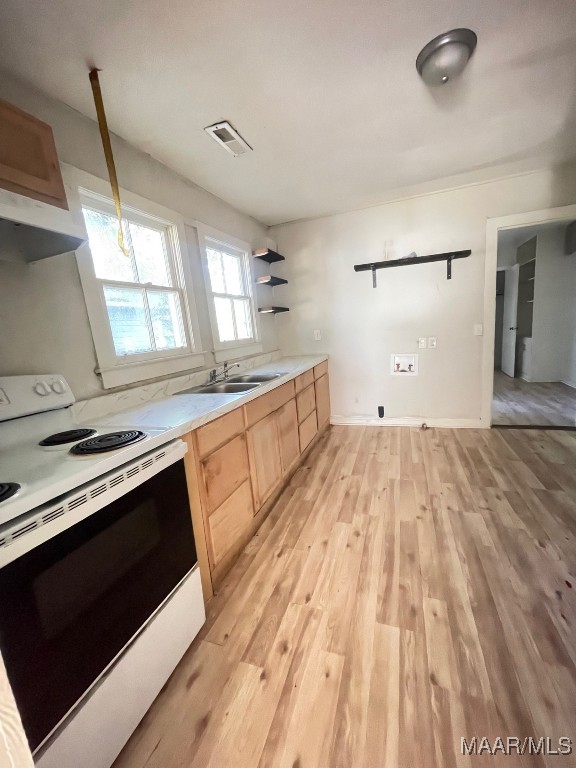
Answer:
top-left (177, 373), bottom-right (281, 396)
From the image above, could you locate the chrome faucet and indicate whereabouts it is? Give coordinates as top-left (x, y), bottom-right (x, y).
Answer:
top-left (209, 361), bottom-right (240, 384)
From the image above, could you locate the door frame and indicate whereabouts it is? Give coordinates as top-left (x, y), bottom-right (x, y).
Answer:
top-left (481, 203), bottom-right (576, 427)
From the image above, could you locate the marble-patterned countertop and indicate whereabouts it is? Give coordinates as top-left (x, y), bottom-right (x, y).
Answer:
top-left (87, 355), bottom-right (328, 440)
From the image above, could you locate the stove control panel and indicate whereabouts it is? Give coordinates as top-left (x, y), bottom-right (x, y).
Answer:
top-left (0, 375), bottom-right (75, 422)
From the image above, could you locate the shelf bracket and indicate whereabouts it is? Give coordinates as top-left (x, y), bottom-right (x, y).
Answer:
top-left (371, 266), bottom-right (377, 288)
top-left (447, 256), bottom-right (452, 280)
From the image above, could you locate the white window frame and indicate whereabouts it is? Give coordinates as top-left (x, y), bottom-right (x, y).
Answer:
top-left (196, 224), bottom-right (262, 362)
top-left (69, 168), bottom-right (205, 388)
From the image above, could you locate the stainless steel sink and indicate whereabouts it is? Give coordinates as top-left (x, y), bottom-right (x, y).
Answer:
top-left (177, 382), bottom-right (261, 395)
top-left (228, 373), bottom-right (282, 383)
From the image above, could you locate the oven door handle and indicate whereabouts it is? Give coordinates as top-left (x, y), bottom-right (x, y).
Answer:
top-left (0, 439), bottom-right (188, 568)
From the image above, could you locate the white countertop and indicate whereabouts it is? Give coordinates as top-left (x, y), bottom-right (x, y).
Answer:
top-left (90, 356), bottom-right (328, 441)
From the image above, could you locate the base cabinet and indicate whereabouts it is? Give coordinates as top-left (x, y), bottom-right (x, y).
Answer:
top-left (276, 398), bottom-right (300, 474)
top-left (185, 364), bottom-right (330, 598)
top-left (315, 373), bottom-right (331, 428)
top-left (246, 412), bottom-right (282, 510)
top-left (208, 481), bottom-right (254, 566)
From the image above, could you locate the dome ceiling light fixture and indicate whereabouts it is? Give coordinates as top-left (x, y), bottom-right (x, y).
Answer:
top-left (416, 28), bottom-right (477, 86)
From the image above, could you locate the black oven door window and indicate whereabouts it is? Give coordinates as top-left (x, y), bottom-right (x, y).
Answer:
top-left (0, 459), bottom-right (197, 752)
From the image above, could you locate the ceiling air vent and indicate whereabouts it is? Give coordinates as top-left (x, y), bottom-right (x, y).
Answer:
top-left (204, 121), bottom-right (252, 157)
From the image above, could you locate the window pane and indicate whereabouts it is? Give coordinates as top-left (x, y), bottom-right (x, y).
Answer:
top-left (207, 249), bottom-right (225, 293)
top-left (103, 286), bottom-right (153, 355)
top-left (214, 297), bottom-right (235, 342)
top-left (83, 208), bottom-right (135, 282)
top-left (148, 291), bottom-right (186, 350)
top-left (129, 222), bottom-right (171, 286)
top-left (222, 252), bottom-right (243, 295)
top-left (233, 299), bottom-right (252, 340)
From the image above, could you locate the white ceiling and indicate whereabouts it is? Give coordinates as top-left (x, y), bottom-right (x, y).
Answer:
top-left (1, 0), bottom-right (575, 225)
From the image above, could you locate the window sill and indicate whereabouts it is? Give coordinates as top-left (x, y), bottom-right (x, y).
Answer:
top-left (98, 351), bottom-right (207, 389)
top-left (214, 343), bottom-right (263, 363)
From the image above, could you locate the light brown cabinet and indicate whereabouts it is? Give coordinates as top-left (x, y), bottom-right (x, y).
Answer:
top-left (184, 363), bottom-right (330, 600)
top-left (296, 383), bottom-right (316, 423)
top-left (299, 409), bottom-right (318, 452)
top-left (208, 481), bottom-right (254, 567)
top-left (246, 412), bottom-right (282, 509)
top-left (0, 98), bottom-right (68, 209)
top-left (276, 398), bottom-right (300, 474)
top-left (200, 433), bottom-right (249, 513)
top-left (315, 374), bottom-right (331, 428)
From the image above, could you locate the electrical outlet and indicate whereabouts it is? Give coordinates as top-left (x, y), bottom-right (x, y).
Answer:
top-left (313, 329), bottom-right (322, 341)
top-left (428, 337), bottom-right (437, 348)
top-left (418, 337), bottom-right (427, 349)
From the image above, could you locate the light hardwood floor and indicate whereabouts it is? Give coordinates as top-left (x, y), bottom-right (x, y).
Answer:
top-left (493, 371), bottom-right (576, 427)
top-left (113, 425), bottom-right (576, 768)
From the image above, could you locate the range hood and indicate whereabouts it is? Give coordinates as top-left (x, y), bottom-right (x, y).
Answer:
top-left (0, 186), bottom-right (86, 264)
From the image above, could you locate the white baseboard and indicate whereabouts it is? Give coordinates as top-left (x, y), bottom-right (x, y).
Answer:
top-left (330, 416), bottom-right (486, 429)
top-left (562, 379), bottom-right (576, 390)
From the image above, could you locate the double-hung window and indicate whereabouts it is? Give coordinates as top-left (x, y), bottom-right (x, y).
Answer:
top-left (199, 227), bottom-right (260, 360)
top-left (76, 185), bottom-right (204, 388)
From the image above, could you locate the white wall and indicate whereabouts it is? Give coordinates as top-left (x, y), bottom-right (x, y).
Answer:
top-left (270, 167), bottom-right (576, 424)
top-left (530, 226), bottom-right (576, 384)
top-left (0, 70), bottom-right (277, 400)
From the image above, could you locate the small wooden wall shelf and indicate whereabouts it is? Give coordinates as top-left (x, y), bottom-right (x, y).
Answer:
top-left (256, 275), bottom-right (288, 287)
top-left (253, 248), bottom-right (285, 264)
top-left (258, 306), bottom-right (289, 314)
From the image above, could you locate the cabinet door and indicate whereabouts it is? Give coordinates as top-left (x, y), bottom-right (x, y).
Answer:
top-left (315, 374), bottom-right (331, 428)
top-left (277, 398), bottom-right (300, 474)
top-left (200, 434), bottom-right (250, 513)
top-left (0, 99), bottom-right (67, 209)
top-left (247, 412), bottom-right (282, 510)
top-left (299, 410), bottom-right (318, 452)
top-left (208, 480), bottom-right (254, 567)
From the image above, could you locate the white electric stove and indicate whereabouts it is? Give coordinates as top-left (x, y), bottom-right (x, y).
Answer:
top-left (0, 374), bottom-right (176, 526)
top-left (0, 375), bottom-right (205, 768)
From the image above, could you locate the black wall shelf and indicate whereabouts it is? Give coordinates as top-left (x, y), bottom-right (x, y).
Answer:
top-left (258, 306), bottom-right (289, 314)
top-left (253, 248), bottom-right (285, 264)
top-left (256, 275), bottom-right (288, 287)
top-left (354, 249), bottom-right (471, 285)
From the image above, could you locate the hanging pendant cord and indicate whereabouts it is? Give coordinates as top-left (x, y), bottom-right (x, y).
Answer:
top-left (89, 68), bottom-right (129, 256)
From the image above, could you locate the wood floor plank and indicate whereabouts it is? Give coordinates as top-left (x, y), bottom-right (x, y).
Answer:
top-left (492, 371), bottom-right (576, 427)
top-left (114, 425), bottom-right (576, 768)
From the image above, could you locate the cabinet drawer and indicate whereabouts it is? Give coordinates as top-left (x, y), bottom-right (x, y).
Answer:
top-left (208, 480), bottom-right (254, 566)
top-left (196, 407), bottom-right (244, 458)
top-left (244, 381), bottom-right (295, 427)
top-left (296, 383), bottom-right (316, 424)
top-left (201, 434), bottom-right (249, 513)
top-left (294, 369), bottom-right (314, 393)
top-left (299, 409), bottom-right (318, 452)
top-left (313, 360), bottom-right (328, 379)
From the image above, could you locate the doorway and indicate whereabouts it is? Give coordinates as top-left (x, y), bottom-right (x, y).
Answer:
top-left (491, 220), bottom-right (576, 427)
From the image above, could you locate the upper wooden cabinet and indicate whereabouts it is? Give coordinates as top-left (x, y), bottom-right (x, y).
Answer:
top-left (0, 99), bottom-right (68, 210)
